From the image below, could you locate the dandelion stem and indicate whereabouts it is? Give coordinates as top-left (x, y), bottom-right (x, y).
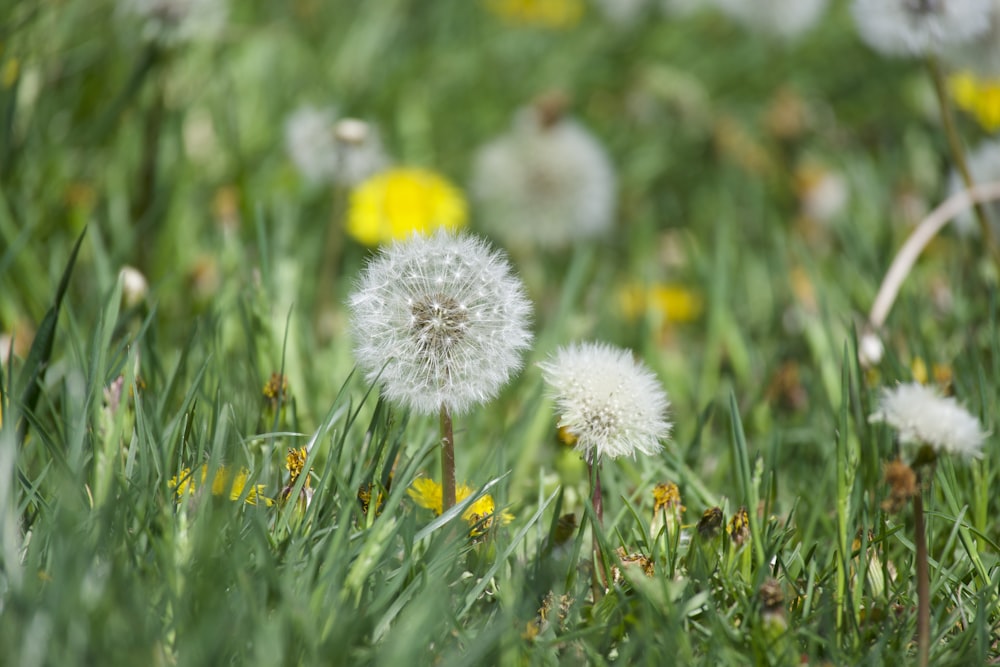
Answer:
top-left (927, 55), bottom-right (1000, 271)
top-left (588, 458), bottom-right (606, 602)
top-left (913, 478), bottom-right (931, 667)
top-left (440, 404), bottom-right (456, 511)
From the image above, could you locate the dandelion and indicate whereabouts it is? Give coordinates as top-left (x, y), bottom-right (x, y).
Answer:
top-left (484, 0), bottom-right (585, 28)
top-left (947, 139), bottom-right (1000, 236)
top-left (349, 231), bottom-right (532, 509)
top-left (871, 381), bottom-right (988, 667)
top-left (539, 342), bottom-right (671, 463)
top-left (280, 447), bottom-right (313, 510)
top-left (618, 283), bottom-right (703, 327)
top-left (650, 481), bottom-right (684, 537)
top-left (715, 0), bottom-right (828, 40)
top-left (118, 0), bottom-right (227, 45)
top-left (950, 71), bottom-right (1000, 131)
top-left (262, 372), bottom-right (289, 408)
top-left (869, 381), bottom-right (987, 460)
top-left (284, 106), bottom-right (387, 187)
top-left (470, 98), bottom-right (616, 250)
top-left (850, 0), bottom-right (993, 58)
top-left (727, 506), bottom-right (751, 547)
top-left (347, 168), bottom-right (467, 246)
top-left (168, 464), bottom-right (268, 506)
top-left (408, 478), bottom-right (513, 536)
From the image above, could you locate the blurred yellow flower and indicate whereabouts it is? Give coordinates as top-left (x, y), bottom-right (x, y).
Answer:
top-left (169, 464), bottom-right (270, 506)
top-left (484, 0), bottom-right (584, 28)
top-left (408, 478), bottom-right (513, 535)
top-left (950, 71), bottom-right (1000, 132)
top-left (347, 168), bottom-right (467, 246)
top-left (619, 283), bottom-right (703, 324)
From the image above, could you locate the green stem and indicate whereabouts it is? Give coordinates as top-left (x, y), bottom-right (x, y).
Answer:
top-left (588, 458), bottom-right (605, 602)
top-left (440, 404), bottom-right (455, 511)
top-left (914, 480), bottom-right (931, 667)
top-left (927, 56), bottom-right (1000, 271)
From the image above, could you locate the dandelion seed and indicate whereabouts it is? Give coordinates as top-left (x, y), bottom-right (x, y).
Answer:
top-left (851, 0), bottom-right (993, 58)
top-left (347, 168), bottom-right (467, 246)
top-left (539, 342), bottom-right (670, 462)
top-left (348, 231), bottom-right (532, 415)
top-left (471, 100), bottom-right (616, 250)
top-left (284, 106), bottom-right (387, 187)
top-left (869, 381), bottom-right (987, 459)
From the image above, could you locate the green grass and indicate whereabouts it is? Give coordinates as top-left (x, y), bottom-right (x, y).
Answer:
top-left (2, 1), bottom-right (999, 664)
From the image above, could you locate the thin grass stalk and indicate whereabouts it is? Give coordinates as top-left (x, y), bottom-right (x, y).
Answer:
top-left (913, 479), bottom-right (930, 667)
top-left (440, 403), bottom-right (455, 511)
top-left (588, 458), bottom-right (605, 603)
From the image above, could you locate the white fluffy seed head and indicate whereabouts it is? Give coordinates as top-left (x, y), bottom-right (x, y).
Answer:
top-left (716, 0), bottom-right (829, 39)
top-left (348, 231), bottom-right (533, 415)
top-left (470, 108), bottom-right (617, 250)
top-left (869, 382), bottom-right (987, 459)
top-left (851, 0), bottom-right (993, 58)
top-left (539, 342), bottom-right (671, 462)
top-left (284, 106), bottom-right (387, 187)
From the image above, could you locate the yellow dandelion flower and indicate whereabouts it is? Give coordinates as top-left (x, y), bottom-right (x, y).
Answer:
top-left (346, 168), bottom-right (467, 246)
top-left (484, 0), bottom-right (584, 28)
top-left (408, 478), bottom-right (513, 535)
top-left (619, 283), bottom-right (703, 325)
top-left (950, 71), bottom-right (1000, 132)
top-left (169, 464), bottom-right (270, 506)
top-left (726, 505), bottom-right (750, 547)
top-left (262, 372), bottom-right (289, 407)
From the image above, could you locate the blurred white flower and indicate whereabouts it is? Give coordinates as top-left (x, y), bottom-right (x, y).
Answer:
top-left (118, 0), bottom-right (227, 45)
top-left (948, 139), bottom-right (1000, 236)
top-left (539, 342), bottom-right (671, 461)
top-left (870, 382), bottom-right (987, 458)
top-left (716, 0), bottom-right (828, 39)
top-left (471, 104), bottom-right (617, 250)
top-left (857, 331), bottom-right (885, 368)
top-left (796, 163), bottom-right (849, 224)
top-left (284, 106), bottom-right (388, 187)
top-left (348, 231), bottom-right (533, 415)
top-left (851, 0), bottom-right (993, 58)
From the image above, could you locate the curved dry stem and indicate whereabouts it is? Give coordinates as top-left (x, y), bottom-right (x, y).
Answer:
top-left (868, 181), bottom-right (1000, 332)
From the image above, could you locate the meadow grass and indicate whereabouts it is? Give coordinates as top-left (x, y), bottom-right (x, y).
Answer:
top-left (2, 1), bottom-right (999, 665)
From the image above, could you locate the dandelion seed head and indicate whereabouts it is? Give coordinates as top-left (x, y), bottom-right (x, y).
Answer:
top-left (471, 106), bottom-right (616, 250)
top-left (284, 106), bottom-right (387, 187)
top-left (349, 231), bottom-right (532, 415)
top-left (869, 381), bottom-right (987, 459)
top-left (539, 342), bottom-right (670, 461)
top-left (716, 0), bottom-right (829, 40)
top-left (851, 0), bottom-right (993, 58)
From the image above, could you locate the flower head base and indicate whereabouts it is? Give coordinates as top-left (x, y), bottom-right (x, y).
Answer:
top-left (539, 342), bottom-right (671, 462)
top-left (869, 382), bottom-right (987, 459)
top-left (851, 0), bottom-right (993, 58)
top-left (347, 168), bottom-right (467, 246)
top-left (408, 478), bottom-right (513, 536)
top-left (169, 464), bottom-right (268, 505)
top-left (348, 231), bottom-right (532, 415)
top-left (284, 106), bottom-right (387, 187)
top-left (471, 104), bottom-right (616, 250)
